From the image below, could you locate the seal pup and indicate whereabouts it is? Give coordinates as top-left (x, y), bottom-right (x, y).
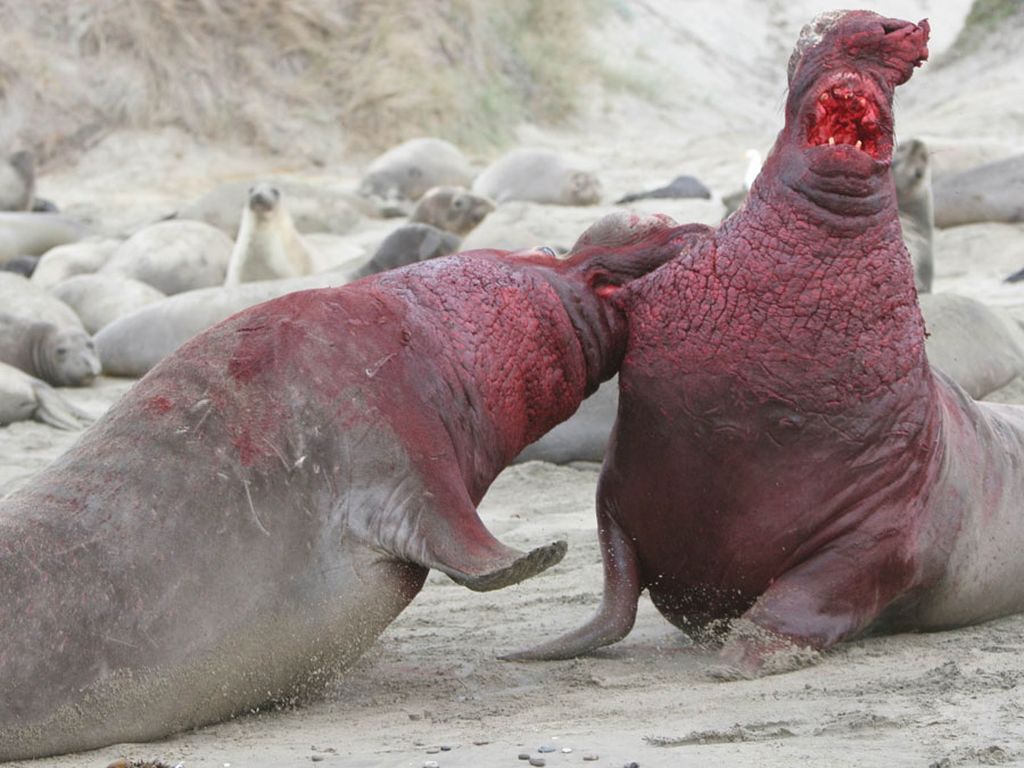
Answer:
top-left (0, 272), bottom-right (84, 329)
top-left (616, 175), bottom-right (712, 204)
top-left (0, 362), bottom-right (91, 430)
top-left (101, 220), bottom-right (233, 295)
top-left (30, 238), bottom-right (121, 289)
top-left (893, 137), bottom-right (935, 292)
top-left (352, 223), bottom-right (461, 279)
top-left (472, 149), bottom-right (602, 206)
top-left (0, 313), bottom-right (101, 387)
top-left (0, 151), bottom-right (34, 212)
top-left (224, 184), bottom-right (315, 285)
top-left (410, 186), bottom-right (495, 236)
top-left (0, 212), bottom-right (88, 264)
top-left (0, 212), bottom-right (708, 760)
top-left (508, 13), bottom-right (1024, 678)
top-left (50, 275), bottom-right (167, 334)
top-left (359, 137), bottom-right (475, 204)
top-left (933, 154), bottom-right (1024, 228)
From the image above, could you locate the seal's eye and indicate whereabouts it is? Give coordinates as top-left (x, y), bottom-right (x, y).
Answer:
top-left (56, 347), bottom-right (68, 357)
top-left (453, 198), bottom-right (465, 209)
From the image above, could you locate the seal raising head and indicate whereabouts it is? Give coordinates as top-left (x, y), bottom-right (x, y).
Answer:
top-left (508, 13), bottom-right (957, 676)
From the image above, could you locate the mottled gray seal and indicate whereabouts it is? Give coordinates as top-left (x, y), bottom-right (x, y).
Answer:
top-left (0, 362), bottom-right (91, 430)
top-left (933, 154), bottom-right (1024, 228)
top-left (410, 186), bottom-right (495, 236)
top-left (0, 313), bottom-right (100, 387)
top-left (359, 137), bottom-right (475, 203)
top-left (616, 175), bottom-right (712, 204)
top-left (472, 149), bottom-right (602, 206)
top-left (101, 221), bottom-right (233, 295)
top-left (893, 138), bottom-right (935, 292)
top-left (49, 275), bottom-right (167, 334)
top-left (0, 212), bottom-right (701, 760)
top-left (225, 184), bottom-right (315, 285)
top-left (0, 151), bottom-right (34, 212)
top-left (351, 223), bottom-right (462, 280)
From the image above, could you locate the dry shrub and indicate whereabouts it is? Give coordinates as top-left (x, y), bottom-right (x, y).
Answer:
top-left (0, 0), bottom-right (600, 162)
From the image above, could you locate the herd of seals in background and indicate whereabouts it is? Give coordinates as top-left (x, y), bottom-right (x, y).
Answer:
top-left (2, 9), bottom-right (1024, 759)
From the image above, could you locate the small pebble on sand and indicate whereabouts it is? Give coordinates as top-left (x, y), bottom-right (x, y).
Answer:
top-left (562, 747), bottom-right (573, 753)
top-left (424, 761), bottom-right (439, 768)
top-left (518, 753), bottom-right (530, 760)
top-left (529, 759), bottom-right (546, 768)
top-left (583, 755), bottom-right (599, 762)
top-left (538, 745), bottom-right (556, 753)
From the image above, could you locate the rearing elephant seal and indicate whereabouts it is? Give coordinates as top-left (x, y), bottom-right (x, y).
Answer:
top-left (512, 13), bottom-right (1024, 678)
top-left (0, 212), bottom-right (708, 760)
top-left (224, 184), bottom-right (315, 285)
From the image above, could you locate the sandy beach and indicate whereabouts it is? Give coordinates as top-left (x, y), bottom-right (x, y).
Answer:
top-left (4, 1), bottom-right (1024, 766)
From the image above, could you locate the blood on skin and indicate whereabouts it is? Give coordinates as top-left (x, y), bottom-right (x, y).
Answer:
top-left (806, 84), bottom-right (882, 156)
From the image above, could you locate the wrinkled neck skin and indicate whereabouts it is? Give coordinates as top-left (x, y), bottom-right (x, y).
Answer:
top-left (393, 255), bottom-right (624, 503)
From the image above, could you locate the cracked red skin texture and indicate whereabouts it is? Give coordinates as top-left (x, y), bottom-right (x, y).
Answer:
top-left (516, 13), bottom-right (1010, 674)
top-left (0, 213), bottom-right (708, 760)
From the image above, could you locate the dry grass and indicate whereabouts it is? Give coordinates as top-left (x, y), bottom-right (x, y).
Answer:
top-left (0, 0), bottom-right (601, 163)
top-left (944, 0), bottom-right (1024, 61)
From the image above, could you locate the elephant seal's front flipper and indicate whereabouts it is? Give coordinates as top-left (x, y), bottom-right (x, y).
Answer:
top-left (401, 484), bottom-right (567, 592)
top-left (30, 379), bottom-right (93, 430)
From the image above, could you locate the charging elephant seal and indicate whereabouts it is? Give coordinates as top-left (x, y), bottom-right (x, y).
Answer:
top-left (0, 211), bottom-right (708, 761)
top-left (508, 13), bottom-right (1024, 679)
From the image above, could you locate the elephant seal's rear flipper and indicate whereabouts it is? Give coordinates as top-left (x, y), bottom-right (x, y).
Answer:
top-left (31, 381), bottom-right (92, 430)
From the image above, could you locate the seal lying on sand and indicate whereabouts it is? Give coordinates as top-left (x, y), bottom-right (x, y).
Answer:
top-left (0, 151), bottom-right (34, 212)
top-left (0, 273), bottom-right (84, 329)
top-left (472, 149), bottom-right (602, 206)
top-left (0, 362), bottom-right (91, 430)
top-left (892, 138), bottom-right (934, 293)
top-left (50, 274), bottom-right (167, 334)
top-left (100, 220), bottom-right (233, 295)
top-left (0, 213), bottom-right (88, 264)
top-left (224, 184), bottom-right (315, 285)
top-left (0, 212), bottom-right (707, 760)
top-left (616, 175), bottom-right (712, 204)
top-left (0, 313), bottom-right (101, 387)
top-left (410, 186), bottom-right (495, 236)
top-left (359, 137), bottom-right (475, 204)
top-left (511, 13), bottom-right (1024, 678)
top-left (30, 238), bottom-right (121, 289)
top-left (933, 154), bottom-right (1024, 228)
top-left (353, 223), bottom-right (462, 280)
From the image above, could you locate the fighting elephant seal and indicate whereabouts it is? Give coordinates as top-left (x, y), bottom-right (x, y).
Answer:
top-left (0, 212), bottom-right (707, 760)
top-left (49, 275), bottom-right (167, 334)
top-left (0, 313), bottom-right (101, 387)
top-left (351, 223), bottom-right (462, 280)
top-left (0, 362), bottom-right (91, 430)
top-left (225, 184), bottom-right (315, 285)
top-left (359, 137), bottom-right (475, 203)
top-left (472, 149), bottom-right (602, 206)
top-left (100, 220), bottom-right (233, 294)
top-left (410, 186), bottom-right (495, 236)
top-left (933, 154), bottom-right (1024, 228)
top-left (0, 151), bottom-right (34, 212)
top-left (512, 13), bottom-right (1024, 678)
top-left (893, 138), bottom-right (935, 293)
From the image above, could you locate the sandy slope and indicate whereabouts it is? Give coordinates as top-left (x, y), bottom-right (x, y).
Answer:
top-left (5, 1), bottom-right (1024, 767)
